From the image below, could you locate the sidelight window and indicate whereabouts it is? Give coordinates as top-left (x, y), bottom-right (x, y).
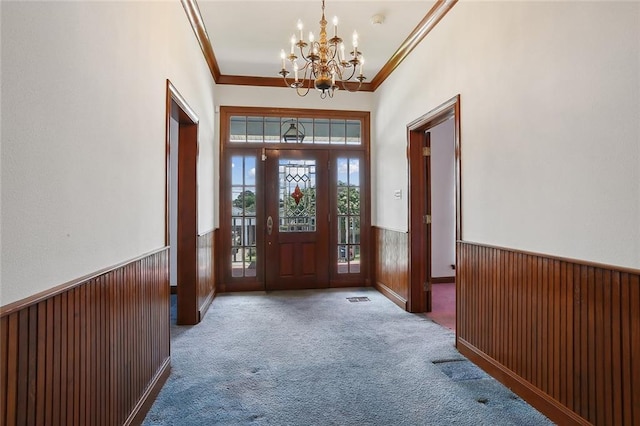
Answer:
top-left (336, 157), bottom-right (361, 274)
top-left (231, 155), bottom-right (258, 277)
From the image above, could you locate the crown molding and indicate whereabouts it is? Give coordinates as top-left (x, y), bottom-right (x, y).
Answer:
top-left (183, 0), bottom-right (456, 93)
top-left (181, 0), bottom-right (221, 81)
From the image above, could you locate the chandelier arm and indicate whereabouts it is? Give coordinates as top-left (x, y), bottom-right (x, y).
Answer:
top-left (337, 64), bottom-right (357, 82)
top-left (296, 87), bottom-right (310, 98)
top-left (302, 63), bottom-right (313, 85)
top-left (298, 44), bottom-right (311, 63)
top-left (280, 69), bottom-right (295, 88)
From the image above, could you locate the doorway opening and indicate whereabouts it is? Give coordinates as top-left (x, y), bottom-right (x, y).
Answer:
top-left (166, 80), bottom-right (200, 325)
top-left (407, 95), bottom-right (461, 335)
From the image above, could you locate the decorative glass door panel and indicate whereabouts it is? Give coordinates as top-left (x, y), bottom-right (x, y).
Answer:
top-left (279, 160), bottom-right (317, 232)
top-left (265, 150), bottom-right (329, 290)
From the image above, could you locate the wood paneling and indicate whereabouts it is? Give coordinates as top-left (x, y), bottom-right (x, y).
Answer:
top-left (0, 248), bottom-right (170, 426)
top-left (457, 241), bottom-right (640, 426)
top-left (197, 230), bottom-right (216, 320)
top-left (373, 227), bottom-right (409, 309)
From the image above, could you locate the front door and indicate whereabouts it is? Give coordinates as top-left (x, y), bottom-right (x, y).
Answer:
top-left (265, 149), bottom-right (329, 290)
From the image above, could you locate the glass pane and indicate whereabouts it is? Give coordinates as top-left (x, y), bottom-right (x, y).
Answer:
top-left (349, 246), bottom-right (361, 273)
top-left (348, 158), bottom-right (360, 186)
top-left (314, 119), bottom-right (330, 144)
top-left (247, 117), bottom-right (263, 143)
top-left (349, 217), bottom-right (360, 243)
top-left (338, 245), bottom-right (348, 262)
top-left (231, 187), bottom-right (243, 213)
top-left (230, 116), bottom-right (246, 143)
top-left (244, 248), bottom-right (257, 277)
top-left (279, 158), bottom-right (317, 232)
top-left (244, 157), bottom-right (256, 185)
top-left (337, 246), bottom-right (347, 274)
top-left (348, 187), bottom-right (360, 214)
top-left (231, 156), bottom-right (243, 185)
top-left (299, 118), bottom-right (314, 144)
top-left (330, 119), bottom-right (346, 144)
top-left (239, 186), bottom-right (256, 214)
top-left (337, 158), bottom-right (348, 184)
top-left (346, 120), bottom-right (361, 145)
top-left (264, 117), bottom-right (281, 143)
top-left (337, 187), bottom-right (348, 215)
top-left (337, 216), bottom-right (348, 244)
top-left (231, 217), bottom-right (243, 277)
top-left (231, 217), bottom-right (242, 247)
top-left (281, 118), bottom-right (307, 144)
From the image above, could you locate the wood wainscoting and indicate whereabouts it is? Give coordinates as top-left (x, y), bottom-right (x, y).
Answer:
top-left (197, 229), bottom-right (217, 320)
top-left (0, 248), bottom-right (170, 426)
top-left (373, 227), bottom-right (409, 309)
top-left (457, 241), bottom-right (640, 426)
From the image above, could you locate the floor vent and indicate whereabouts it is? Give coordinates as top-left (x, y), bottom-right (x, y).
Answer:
top-left (346, 297), bottom-right (371, 303)
top-left (432, 359), bottom-right (489, 382)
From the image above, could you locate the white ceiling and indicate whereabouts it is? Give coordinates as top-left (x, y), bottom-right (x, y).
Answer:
top-left (198, 1), bottom-right (437, 80)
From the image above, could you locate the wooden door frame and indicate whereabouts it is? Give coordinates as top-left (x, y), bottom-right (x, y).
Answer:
top-left (166, 80), bottom-right (200, 325)
top-left (407, 95), bottom-right (461, 314)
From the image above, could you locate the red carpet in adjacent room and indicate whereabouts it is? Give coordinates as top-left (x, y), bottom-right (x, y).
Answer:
top-left (425, 282), bottom-right (456, 330)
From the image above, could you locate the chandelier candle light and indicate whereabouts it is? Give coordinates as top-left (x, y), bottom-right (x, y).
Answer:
top-left (279, 0), bottom-right (365, 98)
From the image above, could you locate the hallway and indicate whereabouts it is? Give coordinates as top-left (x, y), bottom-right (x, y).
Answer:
top-left (145, 288), bottom-right (551, 425)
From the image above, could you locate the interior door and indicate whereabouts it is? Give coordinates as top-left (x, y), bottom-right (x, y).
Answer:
top-left (265, 149), bottom-right (330, 290)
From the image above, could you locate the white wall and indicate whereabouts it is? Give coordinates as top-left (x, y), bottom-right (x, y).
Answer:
top-left (430, 119), bottom-right (456, 278)
top-left (0, 1), bottom-right (217, 305)
top-left (373, 1), bottom-right (640, 269)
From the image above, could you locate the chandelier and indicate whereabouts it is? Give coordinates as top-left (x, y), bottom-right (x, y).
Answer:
top-left (279, 0), bottom-right (365, 99)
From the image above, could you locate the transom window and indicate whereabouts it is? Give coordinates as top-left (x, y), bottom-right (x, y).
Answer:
top-left (230, 116), bottom-right (362, 145)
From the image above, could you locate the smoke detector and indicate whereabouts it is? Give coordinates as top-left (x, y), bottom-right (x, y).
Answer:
top-left (370, 14), bottom-right (385, 25)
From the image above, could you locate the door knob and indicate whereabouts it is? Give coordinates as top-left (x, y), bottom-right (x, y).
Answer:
top-left (267, 216), bottom-right (273, 235)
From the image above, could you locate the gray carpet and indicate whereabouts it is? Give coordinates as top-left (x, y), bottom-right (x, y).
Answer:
top-left (144, 288), bottom-right (553, 425)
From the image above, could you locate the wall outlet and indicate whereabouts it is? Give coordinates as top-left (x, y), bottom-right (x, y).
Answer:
top-left (394, 189), bottom-right (402, 199)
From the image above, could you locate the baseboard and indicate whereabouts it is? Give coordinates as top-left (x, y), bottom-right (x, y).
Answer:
top-left (457, 339), bottom-right (590, 426)
top-left (374, 281), bottom-right (407, 310)
top-left (198, 289), bottom-right (216, 321)
top-left (125, 357), bottom-right (171, 426)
